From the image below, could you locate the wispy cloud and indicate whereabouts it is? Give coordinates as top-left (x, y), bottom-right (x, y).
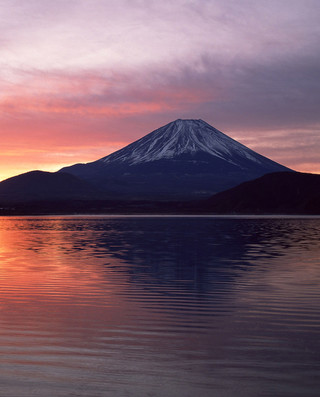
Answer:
top-left (0, 0), bottom-right (319, 179)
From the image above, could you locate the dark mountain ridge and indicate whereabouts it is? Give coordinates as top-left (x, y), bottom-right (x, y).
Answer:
top-left (0, 171), bottom-right (318, 215)
top-left (0, 170), bottom-right (100, 203)
top-left (199, 172), bottom-right (320, 214)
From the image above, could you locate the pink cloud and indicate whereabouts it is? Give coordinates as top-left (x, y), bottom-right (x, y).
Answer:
top-left (0, 62), bottom-right (319, 181)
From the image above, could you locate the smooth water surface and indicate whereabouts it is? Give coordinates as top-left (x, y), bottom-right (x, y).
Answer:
top-left (0, 216), bottom-right (319, 397)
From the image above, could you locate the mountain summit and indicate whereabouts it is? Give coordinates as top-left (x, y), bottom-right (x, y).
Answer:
top-left (100, 119), bottom-right (266, 165)
top-left (60, 119), bottom-right (292, 199)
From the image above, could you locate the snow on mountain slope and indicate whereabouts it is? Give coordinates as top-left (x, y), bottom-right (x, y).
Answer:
top-left (99, 119), bottom-right (265, 167)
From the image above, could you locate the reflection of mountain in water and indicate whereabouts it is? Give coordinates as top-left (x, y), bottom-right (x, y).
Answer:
top-left (14, 216), bottom-right (320, 295)
top-left (81, 217), bottom-right (320, 293)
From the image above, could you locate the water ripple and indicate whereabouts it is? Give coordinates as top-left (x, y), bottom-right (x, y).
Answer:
top-left (0, 216), bottom-right (319, 396)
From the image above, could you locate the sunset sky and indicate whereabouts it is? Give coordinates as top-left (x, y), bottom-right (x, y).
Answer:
top-left (1, 0), bottom-right (319, 181)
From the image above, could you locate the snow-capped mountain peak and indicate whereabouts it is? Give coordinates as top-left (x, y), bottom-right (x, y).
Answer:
top-left (99, 119), bottom-right (262, 166)
top-left (59, 118), bottom-right (291, 200)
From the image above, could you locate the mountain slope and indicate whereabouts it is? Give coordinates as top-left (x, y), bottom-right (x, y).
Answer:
top-left (201, 172), bottom-right (320, 214)
top-left (60, 119), bottom-right (292, 200)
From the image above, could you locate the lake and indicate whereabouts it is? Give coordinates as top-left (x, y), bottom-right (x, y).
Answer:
top-left (0, 215), bottom-right (319, 397)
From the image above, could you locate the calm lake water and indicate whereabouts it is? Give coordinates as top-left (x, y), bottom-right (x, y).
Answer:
top-left (0, 215), bottom-right (319, 397)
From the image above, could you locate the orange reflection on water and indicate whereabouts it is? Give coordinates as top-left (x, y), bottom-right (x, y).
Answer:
top-left (0, 217), bottom-right (132, 335)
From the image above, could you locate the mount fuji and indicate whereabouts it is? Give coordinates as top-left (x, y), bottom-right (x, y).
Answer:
top-left (59, 119), bottom-right (292, 199)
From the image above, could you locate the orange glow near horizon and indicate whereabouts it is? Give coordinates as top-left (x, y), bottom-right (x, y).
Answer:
top-left (0, 69), bottom-right (318, 180)
top-left (1, 68), bottom-right (318, 180)
top-left (0, 121), bottom-right (319, 182)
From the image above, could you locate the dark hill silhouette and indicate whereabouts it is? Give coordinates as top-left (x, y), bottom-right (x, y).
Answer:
top-left (0, 171), bottom-right (318, 215)
top-left (0, 171), bottom-right (100, 203)
top-left (200, 172), bottom-right (320, 214)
